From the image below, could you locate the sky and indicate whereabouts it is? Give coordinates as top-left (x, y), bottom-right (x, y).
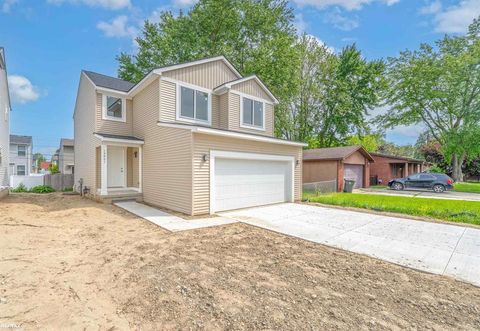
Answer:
top-left (1, 0), bottom-right (479, 157)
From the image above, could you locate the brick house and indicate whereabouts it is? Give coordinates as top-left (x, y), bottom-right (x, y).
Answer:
top-left (370, 153), bottom-right (428, 185)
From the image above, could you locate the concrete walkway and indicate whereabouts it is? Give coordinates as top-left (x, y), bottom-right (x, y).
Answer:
top-left (221, 203), bottom-right (480, 287)
top-left (114, 201), bottom-right (236, 232)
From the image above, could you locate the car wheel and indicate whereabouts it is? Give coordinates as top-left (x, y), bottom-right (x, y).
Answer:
top-left (433, 184), bottom-right (445, 193)
top-left (392, 182), bottom-right (404, 191)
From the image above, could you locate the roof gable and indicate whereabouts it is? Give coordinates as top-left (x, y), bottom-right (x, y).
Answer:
top-left (304, 145), bottom-right (374, 162)
top-left (213, 75), bottom-right (278, 104)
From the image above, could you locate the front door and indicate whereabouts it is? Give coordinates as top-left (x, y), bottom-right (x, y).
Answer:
top-left (107, 146), bottom-right (125, 188)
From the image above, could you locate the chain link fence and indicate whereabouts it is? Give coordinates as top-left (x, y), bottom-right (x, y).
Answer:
top-left (303, 180), bottom-right (337, 196)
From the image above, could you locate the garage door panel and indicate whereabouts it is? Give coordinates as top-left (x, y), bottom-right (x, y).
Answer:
top-left (344, 164), bottom-right (364, 189)
top-left (214, 158), bottom-right (292, 212)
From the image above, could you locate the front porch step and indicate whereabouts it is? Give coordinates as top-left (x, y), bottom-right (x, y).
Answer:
top-left (93, 191), bottom-right (143, 204)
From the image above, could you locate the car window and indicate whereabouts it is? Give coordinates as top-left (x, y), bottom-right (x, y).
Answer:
top-left (408, 174), bottom-right (421, 180)
top-left (420, 174), bottom-right (435, 180)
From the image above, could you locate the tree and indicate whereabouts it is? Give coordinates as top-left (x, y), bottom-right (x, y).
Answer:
top-left (34, 153), bottom-right (45, 170)
top-left (379, 18), bottom-right (480, 181)
top-left (346, 133), bottom-right (383, 152)
top-left (48, 163), bottom-right (59, 174)
top-left (117, 0), bottom-right (299, 136)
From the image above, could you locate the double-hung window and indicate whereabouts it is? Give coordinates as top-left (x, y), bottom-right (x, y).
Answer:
top-left (17, 145), bottom-right (26, 157)
top-left (241, 97), bottom-right (264, 130)
top-left (178, 85), bottom-right (210, 123)
top-left (17, 165), bottom-right (26, 176)
top-left (102, 94), bottom-right (126, 122)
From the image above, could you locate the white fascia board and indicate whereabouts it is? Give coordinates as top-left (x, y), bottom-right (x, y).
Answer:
top-left (128, 72), bottom-right (161, 98)
top-left (213, 75), bottom-right (279, 104)
top-left (96, 87), bottom-right (130, 99)
top-left (94, 134), bottom-right (144, 146)
top-left (153, 56), bottom-right (242, 78)
top-left (157, 122), bottom-right (307, 147)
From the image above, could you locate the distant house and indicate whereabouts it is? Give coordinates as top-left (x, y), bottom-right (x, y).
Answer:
top-left (370, 153), bottom-right (428, 185)
top-left (58, 138), bottom-right (74, 174)
top-left (9, 135), bottom-right (33, 176)
top-left (303, 146), bottom-right (374, 191)
top-left (0, 47), bottom-right (11, 186)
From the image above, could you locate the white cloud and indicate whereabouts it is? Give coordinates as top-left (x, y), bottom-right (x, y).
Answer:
top-left (295, 13), bottom-right (308, 34)
top-left (1, 0), bottom-right (18, 13)
top-left (8, 75), bottom-right (41, 104)
top-left (172, 0), bottom-right (197, 7)
top-left (97, 15), bottom-right (138, 38)
top-left (291, 0), bottom-right (399, 11)
top-left (324, 8), bottom-right (359, 30)
top-left (420, 0), bottom-right (480, 33)
top-left (46, 0), bottom-right (130, 10)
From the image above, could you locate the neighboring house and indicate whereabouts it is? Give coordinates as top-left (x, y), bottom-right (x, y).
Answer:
top-left (9, 135), bottom-right (33, 176)
top-left (58, 138), bottom-right (74, 174)
top-left (370, 153), bottom-right (428, 185)
top-left (74, 56), bottom-right (305, 215)
top-left (303, 146), bottom-right (374, 191)
top-left (0, 47), bottom-right (11, 186)
top-left (40, 161), bottom-right (51, 173)
top-left (51, 149), bottom-right (59, 166)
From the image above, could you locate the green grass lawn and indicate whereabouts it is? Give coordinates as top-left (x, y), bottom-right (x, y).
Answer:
top-left (453, 182), bottom-right (480, 194)
top-left (304, 192), bottom-right (480, 225)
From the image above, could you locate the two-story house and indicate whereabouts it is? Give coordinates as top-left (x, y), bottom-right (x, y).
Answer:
top-left (58, 138), bottom-right (74, 174)
top-left (9, 135), bottom-right (33, 176)
top-left (74, 56), bottom-right (306, 215)
top-left (0, 47), bottom-right (11, 186)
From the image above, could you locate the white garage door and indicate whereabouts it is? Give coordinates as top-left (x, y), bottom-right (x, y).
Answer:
top-left (213, 157), bottom-right (293, 212)
top-left (344, 164), bottom-right (364, 189)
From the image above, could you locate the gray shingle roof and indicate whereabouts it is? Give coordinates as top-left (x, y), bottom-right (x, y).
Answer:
top-left (10, 134), bottom-right (32, 145)
top-left (83, 70), bottom-right (135, 92)
top-left (303, 145), bottom-right (374, 162)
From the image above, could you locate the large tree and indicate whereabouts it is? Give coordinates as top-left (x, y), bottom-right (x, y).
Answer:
top-left (283, 36), bottom-right (386, 146)
top-left (379, 18), bottom-right (480, 181)
top-left (117, 0), bottom-right (299, 136)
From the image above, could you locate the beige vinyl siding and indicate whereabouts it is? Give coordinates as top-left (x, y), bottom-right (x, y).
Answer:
top-left (218, 93), bottom-right (229, 130)
top-left (192, 133), bottom-right (303, 215)
top-left (159, 79), bottom-right (176, 122)
top-left (73, 74), bottom-right (98, 191)
top-left (95, 93), bottom-right (133, 136)
top-left (133, 78), bottom-right (193, 214)
top-left (211, 95), bottom-right (219, 128)
top-left (227, 92), bottom-right (274, 137)
top-left (231, 79), bottom-right (275, 103)
top-left (162, 60), bottom-right (239, 89)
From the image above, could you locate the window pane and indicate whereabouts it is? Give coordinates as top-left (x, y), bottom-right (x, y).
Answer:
top-left (243, 98), bottom-right (253, 125)
top-left (107, 96), bottom-right (123, 118)
top-left (253, 101), bottom-right (263, 127)
top-left (195, 90), bottom-right (209, 121)
top-left (18, 145), bottom-right (26, 156)
top-left (17, 165), bottom-right (25, 176)
top-left (180, 86), bottom-right (194, 118)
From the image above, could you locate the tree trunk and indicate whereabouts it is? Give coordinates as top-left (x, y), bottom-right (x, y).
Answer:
top-left (451, 153), bottom-right (465, 182)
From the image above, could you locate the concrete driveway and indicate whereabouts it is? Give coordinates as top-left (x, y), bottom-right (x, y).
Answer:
top-left (360, 188), bottom-right (480, 202)
top-left (221, 203), bottom-right (480, 287)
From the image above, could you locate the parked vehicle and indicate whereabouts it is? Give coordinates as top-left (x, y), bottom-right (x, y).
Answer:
top-left (388, 173), bottom-right (454, 193)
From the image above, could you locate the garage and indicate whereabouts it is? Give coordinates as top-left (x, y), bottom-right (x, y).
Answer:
top-left (344, 164), bottom-right (364, 189)
top-left (211, 152), bottom-right (294, 212)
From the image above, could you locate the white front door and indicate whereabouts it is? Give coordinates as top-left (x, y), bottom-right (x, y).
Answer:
top-left (107, 146), bottom-right (125, 188)
top-left (213, 157), bottom-right (293, 212)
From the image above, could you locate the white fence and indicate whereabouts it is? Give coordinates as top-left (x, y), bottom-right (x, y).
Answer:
top-left (10, 174), bottom-right (44, 189)
top-left (303, 180), bottom-right (337, 195)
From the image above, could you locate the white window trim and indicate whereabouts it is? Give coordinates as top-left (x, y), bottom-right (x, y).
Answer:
top-left (17, 145), bottom-right (26, 157)
top-left (209, 150), bottom-right (295, 214)
top-left (102, 94), bottom-right (127, 123)
top-left (171, 78), bottom-right (212, 126)
top-left (239, 94), bottom-right (266, 131)
top-left (17, 164), bottom-right (26, 176)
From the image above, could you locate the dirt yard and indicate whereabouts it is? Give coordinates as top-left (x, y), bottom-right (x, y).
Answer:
top-left (1, 193), bottom-right (480, 330)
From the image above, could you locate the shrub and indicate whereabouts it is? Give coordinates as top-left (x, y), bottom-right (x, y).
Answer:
top-left (429, 164), bottom-right (444, 173)
top-left (30, 185), bottom-right (55, 193)
top-left (11, 183), bottom-right (28, 193)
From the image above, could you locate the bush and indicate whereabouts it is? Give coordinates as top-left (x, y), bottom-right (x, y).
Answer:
top-left (30, 185), bottom-right (55, 193)
top-left (11, 183), bottom-right (28, 193)
top-left (429, 164), bottom-right (444, 173)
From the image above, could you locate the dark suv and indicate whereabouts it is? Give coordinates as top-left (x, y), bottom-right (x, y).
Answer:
top-left (388, 173), bottom-right (454, 193)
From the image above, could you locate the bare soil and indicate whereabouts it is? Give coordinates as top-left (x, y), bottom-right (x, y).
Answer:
top-left (1, 193), bottom-right (480, 330)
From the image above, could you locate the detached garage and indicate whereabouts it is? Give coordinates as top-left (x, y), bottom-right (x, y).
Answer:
top-left (303, 146), bottom-right (374, 192)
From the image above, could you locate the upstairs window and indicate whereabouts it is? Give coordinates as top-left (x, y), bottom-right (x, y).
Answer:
top-left (102, 94), bottom-right (126, 122)
top-left (242, 97), bottom-right (264, 130)
top-left (17, 145), bottom-right (26, 157)
top-left (178, 85), bottom-right (210, 123)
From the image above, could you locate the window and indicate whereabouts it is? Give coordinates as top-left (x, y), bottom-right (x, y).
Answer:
top-left (178, 85), bottom-right (210, 123)
top-left (420, 174), bottom-right (435, 180)
top-left (102, 95), bottom-right (126, 122)
top-left (17, 145), bottom-right (26, 157)
top-left (17, 165), bottom-right (26, 176)
top-left (241, 97), bottom-right (264, 129)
